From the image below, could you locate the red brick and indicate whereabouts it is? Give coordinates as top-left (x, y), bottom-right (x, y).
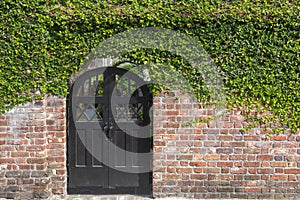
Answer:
top-left (56, 170), bottom-right (66, 175)
top-left (204, 168), bottom-right (220, 173)
top-left (52, 188), bottom-right (64, 194)
top-left (217, 162), bottom-right (233, 167)
top-left (270, 162), bottom-right (287, 167)
top-left (230, 142), bottom-right (246, 147)
top-left (11, 152), bottom-right (30, 157)
top-left (194, 168), bottom-right (203, 173)
top-left (261, 161), bottom-right (270, 167)
top-left (245, 187), bottom-right (261, 192)
top-left (0, 158), bottom-right (14, 164)
top-left (288, 175), bottom-right (297, 181)
top-left (47, 125), bottom-right (65, 131)
top-left (284, 169), bottom-right (300, 174)
top-left (244, 162), bottom-right (260, 167)
top-left (153, 141), bottom-right (166, 146)
top-left (163, 110), bottom-right (179, 115)
top-left (18, 165), bottom-right (31, 170)
top-left (190, 161), bottom-right (206, 167)
top-left (244, 136), bottom-right (260, 141)
top-left (244, 148), bottom-right (260, 154)
top-left (36, 164), bottom-right (47, 170)
top-left (176, 168), bottom-right (193, 173)
top-left (229, 155), bottom-right (246, 160)
top-left (204, 155), bottom-right (220, 160)
top-left (204, 141), bottom-right (220, 147)
top-left (0, 121), bottom-right (9, 126)
top-left (275, 168), bottom-right (283, 173)
top-left (270, 135), bottom-right (287, 141)
top-left (177, 154), bottom-right (193, 160)
top-left (220, 129), bottom-right (229, 134)
top-left (47, 138), bottom-right (65, 143)
top-left (218, 122), bottom-right (233, 128)
top-left (257, 155), bottom-right (273, 161)
top-left (162, 174), bottom-right (180, 180)
top-left (27, 158), bottom-right (45, 164)
top-left (230, 115), bottom-right (244, 121)
top-left (162, 161), bottom-right (179, 166)
top-left (257, 168), bottom-right (273, 174)
top-left (26, 146), bottom-right (45, 151)
top-left (231, 168), bottom-right (247, 174)
top-left (34, 126), bottom-right (46, 132)
top-left (234, 123), bottom-right (243, 128)
top-left (0, 133), bottom-right (14, 138)
top-left (217, 136), bottom-right (233, 141)
top-left (162, 135), bottom-right (178, 140)
top-left (217, 148), bottom-right (233, 154)
top-left (191, 174), bottom-right (206, 180)
top-left (271, 175), bottom-right (287, 181)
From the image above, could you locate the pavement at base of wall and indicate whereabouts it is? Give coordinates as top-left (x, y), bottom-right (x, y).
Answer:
top-left (65, 196), bottom-right (183, 200)
top-left (63, 195), bottom-right (300, 200)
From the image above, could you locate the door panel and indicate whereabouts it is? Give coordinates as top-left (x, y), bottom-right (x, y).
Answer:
top-left (68, 67), bottom-right (152, 195)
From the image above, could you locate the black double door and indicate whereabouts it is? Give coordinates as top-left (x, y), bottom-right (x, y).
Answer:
top-left (68, 67), bottom-right (152, 195)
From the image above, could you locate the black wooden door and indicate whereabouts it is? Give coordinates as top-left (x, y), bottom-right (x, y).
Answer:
top-left (68, 67), bottom-right (152, 195)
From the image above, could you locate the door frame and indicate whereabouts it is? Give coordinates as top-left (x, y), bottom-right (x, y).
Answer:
top-left (67, 66), bottom-right (153, 195)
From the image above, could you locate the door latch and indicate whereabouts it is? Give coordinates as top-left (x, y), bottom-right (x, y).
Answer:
top-left (102, 122), bottom-right (113, 139)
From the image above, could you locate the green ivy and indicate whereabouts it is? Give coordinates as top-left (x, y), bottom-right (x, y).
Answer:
top-left (0, 0), bottom-right (299, 134)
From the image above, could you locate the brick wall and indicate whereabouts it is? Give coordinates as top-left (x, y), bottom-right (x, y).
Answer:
top-left (0, 92), bottom-right (299, 199)
top-left (0, 96), bottom-right (66, 199)
top-left (152, 91), bottom-right (300, 199)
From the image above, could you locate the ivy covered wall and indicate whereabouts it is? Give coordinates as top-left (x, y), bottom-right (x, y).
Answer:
top-left (0, 0), bottom-right (299, 134)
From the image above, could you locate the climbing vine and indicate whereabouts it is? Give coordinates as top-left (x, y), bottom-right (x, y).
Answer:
top-left (0, 0), bottom-right (299, 134)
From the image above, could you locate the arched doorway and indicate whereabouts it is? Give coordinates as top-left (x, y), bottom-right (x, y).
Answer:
top-left (67, 66), bottom-right (152, 195)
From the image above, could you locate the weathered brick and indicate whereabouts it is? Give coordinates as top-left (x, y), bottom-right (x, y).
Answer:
top-left (204, 154), bottom-right (220, 160)
top-left (245, 187), bottom-right (261, 192)
top-left (271, 175), bottom-right (287, 181)
top-left (176, 168), bottom-right (193, 173)
top-left (190, 161), bottom-right (206, 167)
top-left (257, 168), bottom-right (273, 174)
top-left (217, 135), bottom-right (233, 141)
top-left (244, 148), bottom-right (260, 154)
top-left (229, 155), bottom-right (246, 160)
top-left (244, 175), bottom-right (260, 180)
top-left (257, 155), bottom-right (273, 161)
top-left (244, 136), bottom-right (260, 141)
top-left (230, 142), bottom-right (246, 147)
top-left (216, 148), bottom-right (233, 154)
top-left (217, 162), bottom-right (233, 167)
top-left (284, 168), bottom-right (300, 174)
top-left (5, 171), bottom-right (21, 178)
top-left (204, 168), bottom-right (220, 173)
top-left (27, 158), bottom-right (45, 164)
top-left (270, 135), bottom-right (287, 141)
top-left (244, 162), bottom-right (260, 167)
top-left (191, 174), bottom-right (206, 180)
top-left (11, 152), bottom-right (29, 157)
top-left (162, 174), bottom-right (180, 180)
top-left (177, 154), bottom-right (193, 160)
top-left (217, 187), bottom-right (234, 192)
top-left (0, 158), bottom-right (15, 164)
top-left (270, 161), bottom-right (287, 167)
top-left (231, 168), bottom-right (247, 174)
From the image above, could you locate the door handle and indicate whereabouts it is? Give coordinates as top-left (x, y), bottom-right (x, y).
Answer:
top-left (101, 122), bottom-right (108, 132)
top-left (102, 122), bottom-right (113, 139)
